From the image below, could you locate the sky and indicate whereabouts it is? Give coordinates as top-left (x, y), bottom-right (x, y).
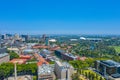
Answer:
top-left (0, 0), bottom-right (120, 34)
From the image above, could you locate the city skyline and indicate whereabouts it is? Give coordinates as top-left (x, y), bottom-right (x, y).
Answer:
top-left (0, 0), bottom-right (120, 34)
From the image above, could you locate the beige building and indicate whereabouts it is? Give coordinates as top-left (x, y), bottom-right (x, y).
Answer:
top-left (7, 48), bottom-right (20, 53)
top-left (0, 53), bottom-right (10, 64)
top-left (55, 61), bottom-right (74, 80)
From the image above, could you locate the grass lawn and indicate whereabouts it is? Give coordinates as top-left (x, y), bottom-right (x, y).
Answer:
top-left (111, 46), bottom-right (120, 53)
top-left (33, 76), bottom-right (37, 80)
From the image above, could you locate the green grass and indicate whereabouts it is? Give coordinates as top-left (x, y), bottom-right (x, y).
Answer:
top-left (111, 46), bottom-right (120, 53)
top-left (49, 61), bottom-right (55, 64)
top-left (33, 76), bottom-right (37, 80)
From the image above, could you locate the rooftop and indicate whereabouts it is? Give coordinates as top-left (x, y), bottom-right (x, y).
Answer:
top-left (100, 60), bottom-right (120, 67)
top-left (64, 53), bottom-right (77, 59)
top-left (0, 53), bottom-right (9, 58)
top-left (49, 39), bottom-right (57, 42)
top-left (50, 46), bottom-right (60, 51)
top-left (86, 38), bottom-right (102, 41)
top-left (56, 61), bottom-right (63, 67)
top-left (37, 61), bottom-right (49, 66)
top-left (10, 58), bottom-right (27, 64)
top-left (41, 49), bottom-right (51, 54)
top-left (7, 48), bottom-right (19, 51)
top-left (32, 45), bottom-right (49, 49)
top-left (111, 73), bottom-right (120, 78)
top-left (0, 48), bottom-right (7, 54)
top-left (56, 49), bottom-right (65, 53)
top-left (34, 53), bottom-right (49, 66)
top-left (55, 61), bottom-right (73, 70)
top-left (19, 55), bottom-right (31, 59)
top-left (23, 49), bottom-right (34, 53)
top-left (38, 64), bottom-right (54, 75)
top-left (62, 62), bottom-right (72, 68)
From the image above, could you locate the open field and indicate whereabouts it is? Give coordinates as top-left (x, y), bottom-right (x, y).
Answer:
top-left (110, 46), bottom-right (120, 53)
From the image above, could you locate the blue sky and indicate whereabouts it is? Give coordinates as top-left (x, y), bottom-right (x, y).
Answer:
top-left (0, 0), bottom-right (120, 34)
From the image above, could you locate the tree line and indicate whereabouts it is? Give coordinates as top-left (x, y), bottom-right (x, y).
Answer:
top-left (0, 63), bottom-right (37, 80)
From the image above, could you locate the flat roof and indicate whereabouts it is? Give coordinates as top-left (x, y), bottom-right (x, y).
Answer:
top-left (41, 49), bottom-right (51, 54)
top-left (86, 38), bottom-right (102, 41)
top-left (20, 55), bottom-right (31, 59)
top-left (64, 53), bottom-right (77, 59)
top-left (101, 60), bottom-right (120, 67)
top-left (56, 61), bottom-right (63, 66)
top-left (56, 61), bottom-right (73, 70)
top-left (38, 64), bottom-right (54, 75)
top-left (0, 53), bottom-right (9, 58)
top-left (111, 73), bottom-right (120, 78)
top-left (0, 48), bottom-right (7, 54)
top-left (7, 48), bottom-right (19, 51)
top-left (55, 49), bottom-right (65, 53)
top-left (10, 58), bottom-right (27, 64)
top-left (23, 49), bottom-right (34, 53)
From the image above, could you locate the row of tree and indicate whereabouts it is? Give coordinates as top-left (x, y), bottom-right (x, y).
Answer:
top-left (69, 58), bottom-right (109, 80)
top-left (7, 50), bottom-right (19, 60)
top-left (0, 63), bottom-right (37, 79)
top-left (72, 70), bottom-right (105, 80)
top-left (70, 40), bottom-right (116, 58)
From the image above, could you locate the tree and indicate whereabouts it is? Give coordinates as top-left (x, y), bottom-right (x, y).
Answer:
top-left (0, 63), bottom-right (37, 79)
top-left (0, 63), bottom-right (14, 79)
top-left (71, 73), bottom-right (79, 80)
top-left (9, 51), bottom-right (19, 60)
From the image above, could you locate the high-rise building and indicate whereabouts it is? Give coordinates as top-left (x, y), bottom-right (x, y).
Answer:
top-left (45, 37), bottom-right (49, 46)
top-left (0, 34), bottom-right (1, 40)
top-left (14, 33), bottom-right (20, 40)
top-left (42, 34), bottom-right (49, 46)
top-left (1, 34), bottom-right (7, 39)
top-left (0, 34), bottom-right (1, 48)
top-left (21, 35), bottom-right (29, 42)
top-left (54, 61), bottom-right (74, 80)
top-left (42, 34), bottom-right (46, 41)
top-left (6, 34), bottom-right (12, 37)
